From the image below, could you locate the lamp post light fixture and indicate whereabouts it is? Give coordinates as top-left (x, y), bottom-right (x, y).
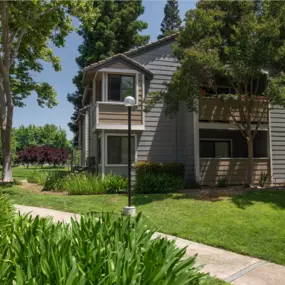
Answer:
top-left (122, 96), bottom-right (136, 217)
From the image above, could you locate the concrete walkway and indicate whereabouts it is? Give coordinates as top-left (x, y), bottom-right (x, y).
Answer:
top-left (15, 205), bottom-right (285, 285)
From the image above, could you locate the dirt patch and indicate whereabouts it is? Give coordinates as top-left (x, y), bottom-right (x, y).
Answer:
top-left (19, 183), bottom-right (67, 195)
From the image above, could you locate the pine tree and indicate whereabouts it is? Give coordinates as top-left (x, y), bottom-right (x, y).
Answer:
top-left (158, 0), bottom-right (181, 39)
top-left (68, 0), bottom-right (149, 145)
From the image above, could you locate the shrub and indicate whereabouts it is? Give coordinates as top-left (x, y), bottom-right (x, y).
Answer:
top-left (43, 171), bottom-right (68, 191)
top-left (216, 177), bottom-right (227, 188)
top-left (103, 174), bottom-right (127, 193)
top-left (63, 173), bottom-right (106, 195)
top-left (0, 194), bottom-right (14, 233)
top-left (0, 213), bottom-right (207, 284)
top-left (135, 162), bottom-right (184, 179)
top-left (27, 170), bottom-right (48, 184)
top-left (134, 173), bottom-right (185, 194)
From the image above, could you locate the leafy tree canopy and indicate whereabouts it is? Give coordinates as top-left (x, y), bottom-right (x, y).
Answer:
top-left (150, 0), bottom-right (285, 185)
top-left (14, 124), bottom-right (71, 151)
top-left (158, 0), bottom-right (181, 39)
top-left (68, 0), bottom-right (149, 145)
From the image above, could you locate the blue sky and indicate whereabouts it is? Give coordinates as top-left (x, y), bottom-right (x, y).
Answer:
top-left (13, 0), bottom-right (197, 140)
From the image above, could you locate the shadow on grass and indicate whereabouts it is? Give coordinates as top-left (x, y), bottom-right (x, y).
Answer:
top-left (132, 193), bottom-right (173, 206)
top-left (231, 189), bottom-right (285, 209)
top-left (0, 182), bottom-right (15, 189)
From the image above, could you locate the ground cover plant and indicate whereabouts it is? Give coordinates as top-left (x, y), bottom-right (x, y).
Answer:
top-left (0, 210), bottom-right (211, 284)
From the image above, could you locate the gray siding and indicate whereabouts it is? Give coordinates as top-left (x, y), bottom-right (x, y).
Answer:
top-left (130, 42), bottom-right (195, 179)
top-left (270, 106), bottom-right (285, 183)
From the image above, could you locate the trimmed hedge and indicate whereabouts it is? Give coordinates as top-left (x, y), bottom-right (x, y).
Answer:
top-left (135, 162), bottom-right (185, 194)
top-left (135, 162), bottom-right (184, 179)
top-left (134, 173), bottom-right (185, 194)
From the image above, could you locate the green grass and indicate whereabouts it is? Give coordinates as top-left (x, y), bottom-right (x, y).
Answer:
top-left (3, 167), bottom-right (285, 268)
top-left (12, 165), bottom-right (69, 182)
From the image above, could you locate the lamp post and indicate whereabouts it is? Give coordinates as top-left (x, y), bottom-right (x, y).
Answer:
top-left (122, 96), bottom-right (136, 216)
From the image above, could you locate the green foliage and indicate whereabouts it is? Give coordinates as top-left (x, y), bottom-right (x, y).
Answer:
top-left (259, 172), bottom-right (269, 187)
top-left (6, 1), bottom-right (98, 109)
top-left (43, 171), bottom-right (69, 191)
top-left (158, 0), bottom-right (181, 39)
top-left (0, 213), bottom-right (207, 284)
top-left (154, 0), bottom-right (285, 114)
top-left (135, 173), bottom-right (185, 194)
top-left (136, 162), bottom-right (184, 179)
top-left (14, 124), bottom-right (72, 152)
top-left (68, 0), bottom-right (149, 145)
top-left (63, 173), bottom-right (106, 195)
top-left (0, 194), bottom-right (14, 233)
top-left (27, 171), bottom-right (49, 185)
top-left (216, 177), bottom-right (227, 188)
top-left (103, 174), bottom-right (127, 194)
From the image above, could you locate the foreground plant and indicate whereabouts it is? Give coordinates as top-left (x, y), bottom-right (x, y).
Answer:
top-left (0, 212), bottom-right (208, 284)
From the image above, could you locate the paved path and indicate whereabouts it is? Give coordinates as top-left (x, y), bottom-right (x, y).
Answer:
top-left (15, 205), bottom-right (285, 285)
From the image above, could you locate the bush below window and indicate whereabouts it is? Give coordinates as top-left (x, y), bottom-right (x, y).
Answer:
top-left (135, 162), bottom-right (184, 179)
top-left (134, 173), bottom-right (185, 194)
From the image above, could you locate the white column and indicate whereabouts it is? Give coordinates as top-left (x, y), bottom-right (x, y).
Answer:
top-left (101, 129), bottom-right (105, 177)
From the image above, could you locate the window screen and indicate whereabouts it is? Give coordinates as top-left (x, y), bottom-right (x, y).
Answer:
top-left (107, 136), bottom-right (135, 164)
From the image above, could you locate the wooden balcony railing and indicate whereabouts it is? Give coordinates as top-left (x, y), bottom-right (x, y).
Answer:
top-left (200, 158), bottom-right (269, 185)
top-left (199, 97), bottom-right (268, 123)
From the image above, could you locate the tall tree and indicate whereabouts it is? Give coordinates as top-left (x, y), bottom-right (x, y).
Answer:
top-left (158, 0), bottom-right (181, 39)
top-left (68, 0), bottom-right (149, 145)
top-left (0, 1), bottom-right (98, 181)
top-left (14, 124), bottom-right (71, 151)
top-left (150, 0), bottom-right (285, 186)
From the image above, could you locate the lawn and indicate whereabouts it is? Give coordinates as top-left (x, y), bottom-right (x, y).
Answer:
top-left (2, 166), bottom-right (285, 267)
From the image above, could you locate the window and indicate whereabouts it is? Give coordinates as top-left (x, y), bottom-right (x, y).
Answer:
top-left (200, 140), bottom-right (231, 158)
top-left (108, 74), bottom-right (135, 102)
top-left (107, 136), bottom-right (135, 165)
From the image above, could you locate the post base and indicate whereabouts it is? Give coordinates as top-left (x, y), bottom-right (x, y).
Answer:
top-left (122, 206), bottom-right (136, 216)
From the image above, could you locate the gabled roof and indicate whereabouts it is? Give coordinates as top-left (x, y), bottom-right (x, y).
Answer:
top-left (82, 33), bottom-right (178, 84)
top-left (124, 33), bottom-right (178, 56)
top-left (83, 53), bottom-right (154, 83)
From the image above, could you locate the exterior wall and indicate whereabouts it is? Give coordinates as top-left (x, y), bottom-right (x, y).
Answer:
top-left (200, 97), bottom-right (268, 123)
top-left (270, 106), bottom-right (285, 184)
top-left (199, 129), bottom-right (268, 158)
top-left (129, 41), bottom-right (196, 179)
top-left (176, 104), bottom-right (196, 180)
top-left (200, 158), bottom-right (269, 185)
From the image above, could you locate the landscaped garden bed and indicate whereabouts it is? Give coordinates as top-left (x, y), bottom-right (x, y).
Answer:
top-left (0, 193), bottom-right (226, 284)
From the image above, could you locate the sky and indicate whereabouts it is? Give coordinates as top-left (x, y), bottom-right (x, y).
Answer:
top-left (13, 0), bottom-right (198, 140)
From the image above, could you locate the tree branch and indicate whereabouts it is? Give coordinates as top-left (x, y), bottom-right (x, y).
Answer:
top-left (1, 1), bottom-right (10, 69)
top-left (252, 101), bottom-right (267, 139)
top-left (229, 109), bottom-right (248, 139)
top-left (9, 29), bottom-right (26, 67)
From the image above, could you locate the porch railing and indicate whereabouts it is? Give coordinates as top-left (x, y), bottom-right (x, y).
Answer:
top-left (200, 158), bottom-right (269, 185)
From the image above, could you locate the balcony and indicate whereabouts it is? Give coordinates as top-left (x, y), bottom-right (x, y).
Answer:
top-left (92, 102), bottom-right (144, 131)
top-left (199, 97), bottom-right (268, 123)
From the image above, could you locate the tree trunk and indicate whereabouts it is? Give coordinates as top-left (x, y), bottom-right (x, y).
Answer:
top-left (2, 103), bottom-right (13, 182)
top-left (247, 136), bottom-right (254, 187)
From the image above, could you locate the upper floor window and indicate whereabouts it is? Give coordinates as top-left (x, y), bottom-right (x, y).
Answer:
top-left (108, 74), bottom-right (135, 102)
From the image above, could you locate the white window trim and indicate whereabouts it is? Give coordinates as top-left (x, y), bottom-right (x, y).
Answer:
top-left (105, 133), bottom-right (137, 167)
top-left (200, 138), bottom-right (233, 158)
